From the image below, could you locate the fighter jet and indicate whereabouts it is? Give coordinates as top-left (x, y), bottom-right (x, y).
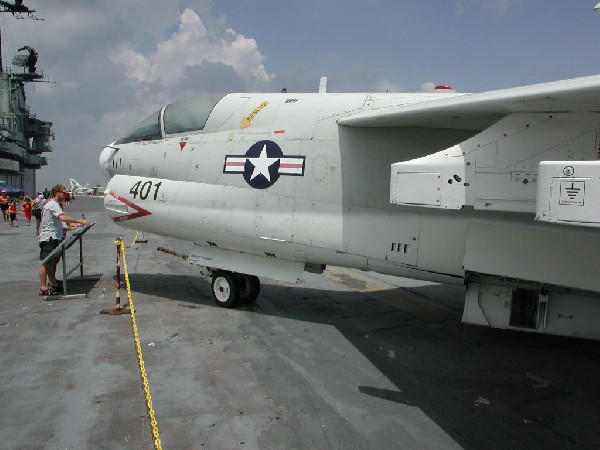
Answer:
top-left (69, 178), bottom-right (103, 196)
top-left (100, 75), bottom-right (600, 340)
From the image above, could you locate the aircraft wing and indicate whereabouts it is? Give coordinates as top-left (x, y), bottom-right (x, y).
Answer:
top-left (338, 75), bottom-right (600, 131)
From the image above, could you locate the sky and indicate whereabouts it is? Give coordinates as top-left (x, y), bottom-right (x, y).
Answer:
top-left (2, 0), bottom-right (600, 189)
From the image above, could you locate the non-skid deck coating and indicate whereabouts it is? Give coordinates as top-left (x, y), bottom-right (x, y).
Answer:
top-left (1, 196), bottom-right (599, 449)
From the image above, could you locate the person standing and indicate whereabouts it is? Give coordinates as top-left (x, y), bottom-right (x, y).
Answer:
top-left (22, 197), bottom-right (32, 226)
top-left (32, 193), bottom-right (46, 235)
top-left (0, 190), bottom-right (9, 225)
top-left (38, 184), bottom-right (89, 296)
top-left (8, 200), bottom-right (17, 227)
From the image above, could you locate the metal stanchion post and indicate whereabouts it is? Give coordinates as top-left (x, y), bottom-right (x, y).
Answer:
top-left (100, 238), bottom-right (131, 315)
top-left (116, 245), bottom-right (121, 308)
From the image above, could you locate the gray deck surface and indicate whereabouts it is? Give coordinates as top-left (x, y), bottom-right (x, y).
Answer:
top-left (1, 196), bottom-right (599, 449)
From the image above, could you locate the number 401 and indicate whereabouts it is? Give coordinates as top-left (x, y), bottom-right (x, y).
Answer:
top-left (129, 180), bottom-right (162, 200)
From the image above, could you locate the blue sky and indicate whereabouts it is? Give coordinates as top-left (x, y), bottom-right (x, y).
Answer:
top-left (3, 0), bottom-right (600, 188)
top-left (208, 0), bottom-right (600, 92)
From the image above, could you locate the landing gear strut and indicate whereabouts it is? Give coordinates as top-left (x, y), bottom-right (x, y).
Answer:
top-left (210, 271), bottom-right (261, 308)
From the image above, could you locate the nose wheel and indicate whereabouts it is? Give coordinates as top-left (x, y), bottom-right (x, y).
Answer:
top-left (236, 273), bottom-right (261, 304)
top-left (210, 271), bottom-right (261, 308)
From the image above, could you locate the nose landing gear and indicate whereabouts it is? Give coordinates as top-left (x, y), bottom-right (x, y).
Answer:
top-left (210, 271), bottom-right (261, 308)
top-left (236, 273), bottom-right (261, 304)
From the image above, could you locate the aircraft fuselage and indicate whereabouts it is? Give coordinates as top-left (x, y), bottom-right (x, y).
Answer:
top-left (103, 93), bottom-right (480, 283)
top-left (101, 88), bottom-right (600, 338)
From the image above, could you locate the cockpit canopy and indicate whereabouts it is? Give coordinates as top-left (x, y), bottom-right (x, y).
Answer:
top-left (116, 110), bottom-right (161, 144)
top-left (115, 94), bottom-right (224, 144)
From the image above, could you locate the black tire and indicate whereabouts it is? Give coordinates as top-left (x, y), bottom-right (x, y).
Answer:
top-left (236, 274), bottom-right (260, 303)
top-left (211, 271), bottom-right (238, 308)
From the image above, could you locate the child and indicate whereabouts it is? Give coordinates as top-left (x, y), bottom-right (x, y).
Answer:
top-left (8, 200), bottom-right (17, 227)
top-left (22, 197), bottom-right (32, 226)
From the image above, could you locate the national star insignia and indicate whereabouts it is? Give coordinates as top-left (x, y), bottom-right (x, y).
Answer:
top-left (248, 144), bottom-right (280, 181)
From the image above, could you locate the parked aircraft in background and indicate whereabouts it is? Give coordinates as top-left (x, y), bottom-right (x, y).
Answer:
top-left (100, 75), bottom-right (600, 340)
top-left (69, 178), bottom-right (103, 196)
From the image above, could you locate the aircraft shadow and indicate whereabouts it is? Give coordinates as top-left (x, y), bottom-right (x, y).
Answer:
top-left (125, 272), bottom-right (600, 450)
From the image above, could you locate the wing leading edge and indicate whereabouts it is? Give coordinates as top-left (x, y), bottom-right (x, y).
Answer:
top-left (338, 74), bottom-right (600, 131)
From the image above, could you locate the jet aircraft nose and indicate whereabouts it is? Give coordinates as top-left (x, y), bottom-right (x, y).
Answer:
top-left (99, 145), bottom-right (117, 179)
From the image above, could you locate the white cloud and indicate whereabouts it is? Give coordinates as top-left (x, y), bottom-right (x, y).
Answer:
top-left (0, 1), bottom-right (276, 188)
top-left (111, 8), bottom-right (274, 87)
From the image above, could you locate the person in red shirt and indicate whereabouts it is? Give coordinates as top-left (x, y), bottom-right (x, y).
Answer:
top-left (22, 197), bottom-right (32, 226)
top-left (0, 191), bottom-right (9, 225)
top-left (8, 200), bottom-right (17, 227)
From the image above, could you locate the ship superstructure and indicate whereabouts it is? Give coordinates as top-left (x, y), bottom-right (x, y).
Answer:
top-left (0, 1), bottom-right (52, 195)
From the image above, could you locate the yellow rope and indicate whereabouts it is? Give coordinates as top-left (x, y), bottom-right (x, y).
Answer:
top-left (115, 238), bottom-right (162, 450)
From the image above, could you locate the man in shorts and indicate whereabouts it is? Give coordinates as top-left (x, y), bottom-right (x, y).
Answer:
top-left (38, 184), bottom-right (90, 295)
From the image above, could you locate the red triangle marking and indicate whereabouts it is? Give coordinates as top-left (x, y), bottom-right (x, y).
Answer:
top-left (108, 191), bottom-right (152, 222)
top-left (179, 142), bottom-right (187, 151)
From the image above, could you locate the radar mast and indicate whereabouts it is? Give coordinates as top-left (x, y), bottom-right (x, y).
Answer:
top-left (0, 0), bottom-right (41, 72)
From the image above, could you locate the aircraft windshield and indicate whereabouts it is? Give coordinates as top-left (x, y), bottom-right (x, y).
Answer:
top-left (114, 94), bottom-right (223, 144)
top-left (163, 94), bottom-right (223, 135)
top-left (115, 110), bottom-right (161, 144)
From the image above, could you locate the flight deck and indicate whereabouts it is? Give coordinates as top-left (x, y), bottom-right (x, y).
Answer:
top-left (0, 196), bottom-right (599, 449)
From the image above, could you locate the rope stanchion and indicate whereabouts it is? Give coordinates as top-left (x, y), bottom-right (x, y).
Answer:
top-left (103, 237), bottom-right (162, 449)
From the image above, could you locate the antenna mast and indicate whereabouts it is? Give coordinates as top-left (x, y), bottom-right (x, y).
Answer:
top-left (0, 0), bottom-right (40, 72)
